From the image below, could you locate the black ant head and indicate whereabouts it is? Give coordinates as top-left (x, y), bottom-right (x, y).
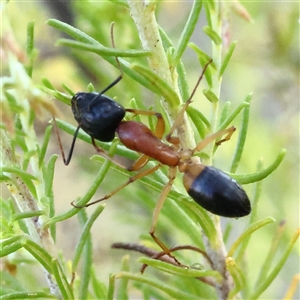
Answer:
top-left (71, 92), bottom-right (126, 142)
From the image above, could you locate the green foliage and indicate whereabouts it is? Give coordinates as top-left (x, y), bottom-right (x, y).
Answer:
top-left (1, 1), bottom-right (299, 300)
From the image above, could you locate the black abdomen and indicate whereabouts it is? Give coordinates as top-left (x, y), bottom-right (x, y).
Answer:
top-left (183, 164), bottom-right (251, 218)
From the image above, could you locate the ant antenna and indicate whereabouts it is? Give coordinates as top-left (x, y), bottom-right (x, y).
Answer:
top-left (98, 22), bottom-right (123, 96)
top-left (187, 59), bottom-right (212, 104)
top-left (89, 22), bottom-right (123, 110)
top-left (111, 22), bottom-right (123, 78)
top-left (167, 59), bottom-right (213, 139)
top-left (52, 115), bottom-right (81, 165)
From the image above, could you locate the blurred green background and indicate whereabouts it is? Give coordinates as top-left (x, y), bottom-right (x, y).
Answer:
top-left (2, 1), bottom-right (299, 298)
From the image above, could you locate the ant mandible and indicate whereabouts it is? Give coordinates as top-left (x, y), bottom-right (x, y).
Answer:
top-left (53, 25), bottom-right (251, 261)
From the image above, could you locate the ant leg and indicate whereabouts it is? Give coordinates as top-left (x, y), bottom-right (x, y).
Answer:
top-left (128, 154), bottom-right (150, 171)
top-left (149, 167), bottom-right (182, 264)
top-left (75, 164), bottom-right (161, 207)
top-left (92, 138), bottom-right (152, 171)
top-left (91, 137), bottom-right (137, 170)
top-left (192, 126), bottom-right (236, 154)
top-left (126, 109), bottom-right (165, 139)
top-left (215, 127), bottom-right (236, 146)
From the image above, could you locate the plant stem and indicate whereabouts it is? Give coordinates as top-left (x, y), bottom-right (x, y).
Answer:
top-left (203, 2), bottom-right (237, 298)
top-left (2, 56), bottom-right (61, 298)
top-left (1, 130), bottom-right (61, 298)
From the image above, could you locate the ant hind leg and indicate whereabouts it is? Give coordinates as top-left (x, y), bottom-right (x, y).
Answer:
top-left (72, 162), bottom-right (161, 208)
top-left (192, 126), bottom-right (236, 155)
top-left (148, 167), bottom-right (184, 266)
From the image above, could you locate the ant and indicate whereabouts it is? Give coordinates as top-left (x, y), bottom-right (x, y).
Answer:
top-left (53, 25), bottom-right (251, 262)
